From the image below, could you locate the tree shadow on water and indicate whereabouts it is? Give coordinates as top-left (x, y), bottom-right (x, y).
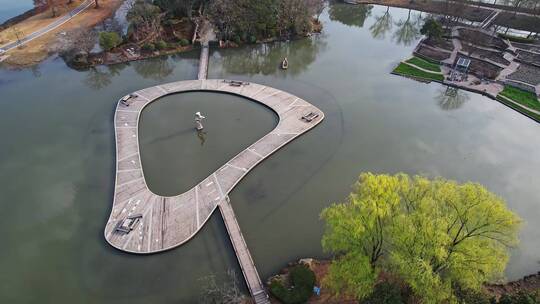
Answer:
top-left (328, 2), bottom-right (373, 28)
top-left (392, 9), bottom-right (423, 46)
top-left (370, 6), bottom-right (393, 40)
top-left (219, 34), bottom-right (328, 77)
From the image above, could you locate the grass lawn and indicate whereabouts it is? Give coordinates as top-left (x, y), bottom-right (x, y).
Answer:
top-left (393, 63), bottom-right (444, 82)
top-left (497, 95), bottom-right (540, 122)
top-left (498, 85), bottom-right (540, 112)
top-left (405, 56), bottom-right (441, 72)
top-left (498, 33), bottom-right (535, 44)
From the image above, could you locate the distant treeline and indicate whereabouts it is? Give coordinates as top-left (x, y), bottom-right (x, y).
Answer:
top-left (152, 0), bottom-right (325, 42)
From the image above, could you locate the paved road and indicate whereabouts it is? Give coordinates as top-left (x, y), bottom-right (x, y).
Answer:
top-left (0, 0), bottom-right (93, 53)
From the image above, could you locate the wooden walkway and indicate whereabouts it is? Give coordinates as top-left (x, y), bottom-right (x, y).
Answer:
top-left (198, 43), bottom-right (209, 80)
top-left (219, 197), bottom-right (270, 303)
top-left (104, 79), bottom-right (324, 302)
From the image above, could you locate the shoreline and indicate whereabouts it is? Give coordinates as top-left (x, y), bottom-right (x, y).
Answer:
top-left (72, 17), bottom-right (322, 69)
top-left (270, 258), bottom-right (540, 303)
top-left (350, 0), bottom-right (540, 33)
top-left (0, 0), bottom-right (125, 68)
top-left (391, 71), bottom-right (540, 124)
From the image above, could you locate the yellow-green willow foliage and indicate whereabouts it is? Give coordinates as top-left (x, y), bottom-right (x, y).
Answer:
top-left (321, 173), bottom-right (521, 303)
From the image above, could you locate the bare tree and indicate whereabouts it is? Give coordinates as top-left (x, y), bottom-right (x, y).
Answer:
top-left (12, 27), bottom-right (24, 46)
top-left (199, 269), bottom-right (247, 304)
top-left (310, 0), bottom-right (326, 22)
top-left (47, 0), bottom-right (58, 17)
top-left (126, 0), bottom-right (163, 42)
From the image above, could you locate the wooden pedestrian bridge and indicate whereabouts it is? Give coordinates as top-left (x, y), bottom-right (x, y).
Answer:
top-left (104, 79), bottom-right (324, 303)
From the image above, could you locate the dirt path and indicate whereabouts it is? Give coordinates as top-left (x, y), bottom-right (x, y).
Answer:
top-left (0, 0), bottom-right (124, 67)
top-left (0, 0), bottom-right (93, 52)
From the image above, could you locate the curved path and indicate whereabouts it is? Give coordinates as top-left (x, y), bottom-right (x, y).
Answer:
top-left (104, 79), bottom-right (324, 302)
top-left (0, 0), bottom-right (93, 52)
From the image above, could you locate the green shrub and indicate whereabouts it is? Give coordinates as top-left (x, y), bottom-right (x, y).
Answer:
top-left (142, 43), bottom-right (155, 51)
top-left (249, 35), bottom-right (257, 44)
top-left (454, 285), bottom-right (492, 304)
top-left (179, 38), bottom-right (189, 46)
top-left (420, 18), bottom-right (443, 40)
top-left (498, 291), bottom-right (539, 304)
top-left (269, 265), bottom-right (316, 304)
top-left (363, 281), bottom-right (405, 304)
top-left (155, 40), bottom-right (167, 50)
top-left (498, 85), bottom-right (540, 111)
top-left (99, 31), bottom-right (122, 51)
top-left (232, 35), bottom-right (241, 45)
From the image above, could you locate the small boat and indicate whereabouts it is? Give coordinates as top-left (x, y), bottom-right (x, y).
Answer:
top-left (281, 57), bottom-right (289, 70)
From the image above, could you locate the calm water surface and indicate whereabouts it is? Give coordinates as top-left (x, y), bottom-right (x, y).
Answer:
top-left (139, 92), bottom-right (276, 196)
top-left (1, 4), bottom-right (539, 303)
top-left (0, 0), bottom-right (34, 23)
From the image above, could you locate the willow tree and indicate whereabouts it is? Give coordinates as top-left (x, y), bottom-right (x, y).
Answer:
top-left (321, 173), bottom-right (521, 303)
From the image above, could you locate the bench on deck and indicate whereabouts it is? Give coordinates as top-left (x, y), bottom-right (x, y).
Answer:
top-left (223, 80), bottom-right (250, 87)
top-left (301, 112), bottom-right (319, 122)
top-left (120, 94), bottom-right (137, 106)
top-left (115, 214), bottom-right (143, 234)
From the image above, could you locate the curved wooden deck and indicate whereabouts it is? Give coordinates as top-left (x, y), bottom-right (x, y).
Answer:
top-left (104, 79), bottom-right (324, 302)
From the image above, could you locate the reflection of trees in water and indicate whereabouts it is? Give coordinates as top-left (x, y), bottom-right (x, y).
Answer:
top-left (220, 35), bottom-right (327, 76)
top-left (83, 64), bottom-right (128, 89)
top-left (392, 9), bottom-right (422, 46)
top-left (328, 3), bottom-right (373, 28)
top-left (107, 63), bottom-right (128, 76)
top-left (436, 87), bottom-right (469, 111)
top-left (132, 56), bottom-right (174, 80)
top-left (370, 6), bottom-right (393, 39)
top-left (84, 66), bottom-right (112, 90)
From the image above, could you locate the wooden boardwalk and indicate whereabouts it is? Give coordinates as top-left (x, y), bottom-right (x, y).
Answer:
top-left (198, 43), bottom-right (209, 80)
top-left (104, 79), bottom-right (324, 302)
top-left (219, 197), bottom-right (270, 303)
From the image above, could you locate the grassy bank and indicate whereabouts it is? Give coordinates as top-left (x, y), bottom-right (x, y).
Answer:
top-left (405, 56), bottom-right (441, 72)
top-left (498, 33), bottom-right (535, 44)
top-left (496, 95), bottom-right (540, 122)
top-left (498, 85), bottom-right (540, 112)
top-left (393, 63), bottom-right (444, 82)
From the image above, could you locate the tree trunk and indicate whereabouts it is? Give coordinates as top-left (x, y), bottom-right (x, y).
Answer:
top-left (95, 0), bottom-right (99, 8)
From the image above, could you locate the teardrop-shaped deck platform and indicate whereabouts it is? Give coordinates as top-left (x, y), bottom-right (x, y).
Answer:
top-left (104, 79), bottom-right (324, 302)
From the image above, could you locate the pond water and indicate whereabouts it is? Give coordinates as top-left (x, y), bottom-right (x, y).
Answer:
top-left (0, 0), bottom-right (34, 24)
top-left (1, 4), bottom-right (539, 303)
top-left (139, 92), bottom-right (276, 196)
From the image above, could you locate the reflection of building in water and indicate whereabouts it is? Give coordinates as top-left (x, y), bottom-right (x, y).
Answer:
top-left (445, 86), bottom-right (458, 97)
top-left (436, 86), bottom-right (470, 111)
